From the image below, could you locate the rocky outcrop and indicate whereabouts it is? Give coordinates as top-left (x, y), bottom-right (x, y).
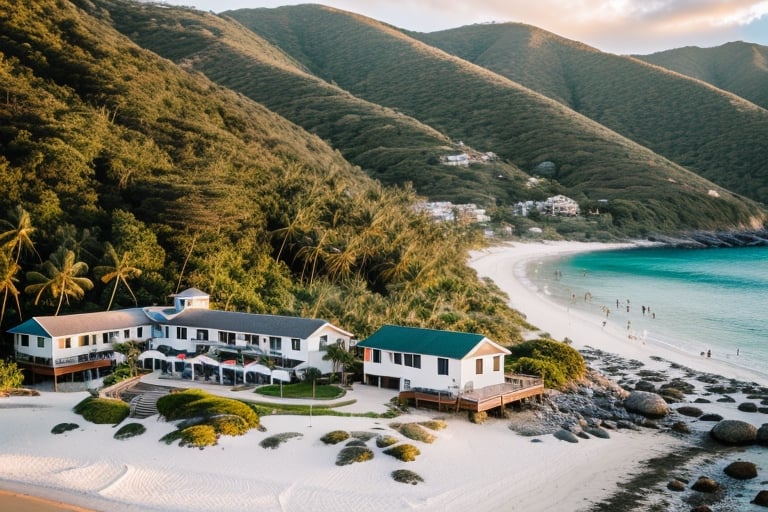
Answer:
top-left (757, 424), bottom-right (768, 446)
top-left (710, 420), bottom-right (757, 445)
top-left (651, 229), bottom-right (768, 248)
top-left (624, 391), bottom-right (669, 418)
top-left (691, 476), bottom-right (719, 493)
top-left (753, 490), bottom-right (768, 507)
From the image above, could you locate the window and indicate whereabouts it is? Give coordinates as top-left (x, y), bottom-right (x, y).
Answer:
top-left (196, 329), bottom-right (209, 341)
top-left (393, 353), bottom-right (402, 365)
top-left (372, 349), bottom-right (381, 363)
top-left (437, 357), bottom-right (449, 375)
top-left (65, 338), bottom-right (71, 349)
top-left (475, 358), bottom-right (483, 375)
top-left (79, 336), bottom-right (88, 347)
top-left (124, 329), bottom-right (130, 339)
top-left (108, 331), bottom-right (119, 341)
top-left (291, 338), bottom-right (301, 351)
top-left (176, 327), bottom-right (187, 340)
top-left (37, 337), bottom-right (45, 348)
top-left (91, 334), bottom-right (97, 345)
top-left (102, 333), bottom-right (109, 344)
top-left (269, 337), bottom-right (282, 352)
top-left (403, 379), bottom-right (411, 390)
top-left (244, 334), bottom-right (257, 344)
top-left (404, 354), bottom-right (421, 369)
top-left (137, 327), bottom-right (143, 338)
top-left (319, 335), bottom-right (328, 350)
top-left (20, 335), bottom-right (29, 347)
top-left (493, 355), bottom-right (501, 372)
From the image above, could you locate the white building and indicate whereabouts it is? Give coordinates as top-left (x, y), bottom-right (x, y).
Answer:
top-left (356, 325), bottom-right (510, 392)
top-left (8, 288), bottom-right (353, 390)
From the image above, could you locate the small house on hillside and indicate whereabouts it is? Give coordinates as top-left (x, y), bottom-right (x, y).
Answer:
top-left (357, 325), bottom-right (510, 392)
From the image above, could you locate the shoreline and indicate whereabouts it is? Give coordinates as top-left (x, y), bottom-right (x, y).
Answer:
top-left (468, 240), bottom-right (768, 388)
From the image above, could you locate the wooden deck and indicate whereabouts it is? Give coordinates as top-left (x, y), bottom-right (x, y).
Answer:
top-left (399, 374), bottom-right (545, 413)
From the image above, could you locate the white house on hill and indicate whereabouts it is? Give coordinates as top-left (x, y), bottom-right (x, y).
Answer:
top-left (356, 325), bottom-right (510, 393)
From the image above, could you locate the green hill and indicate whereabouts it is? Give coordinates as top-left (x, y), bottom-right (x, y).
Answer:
top-left (635, 42), bottom-right (768, 110)
top-left (0, 0), bottom-right (527, 344)
top-left (226, 5), bottom-right (764, 233)
top-left (91, 0), bottom-right (531, 207)
top-left (413, 24), bottom-right (768, 206)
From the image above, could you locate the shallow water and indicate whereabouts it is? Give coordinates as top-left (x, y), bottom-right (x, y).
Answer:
top-left (529, 246), bottom-right (768, 380)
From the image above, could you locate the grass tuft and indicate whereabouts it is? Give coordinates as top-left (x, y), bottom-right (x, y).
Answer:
top-left (320, 430), bottom-right (350, 445)
top-left (260, 432), bottom-right (303, 449)
top-left (114, 423), bottom-right (147, 440)
top-left (51, 422), bottom-right (79, 434)
top-left (383, 444), bottom-right (421, 462)
top-left (392, 469), bottom-right (424, 485)
top-left (336, 446), bottom-right (374, 466)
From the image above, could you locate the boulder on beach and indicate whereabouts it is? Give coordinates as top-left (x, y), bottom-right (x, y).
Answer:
top-left (624, 391), bottom-right (669, 418)
top-left (676, 406), bottom-right (703, 417)
top-left (699, 413), bottom-right (724, 422)
top-left (738, 402), bottom-right (759, 413)
top-left (553, 429), bottom-right (579, 443)
top-left (634, 380), bottom-right (656, 392)
top-left (757, 424), bottom-right (768, 446)
top-left (723, 461), bottom-right (758, 480)
top-left (753, 490), bottom-right (768, 507)
top-left (586, 427), bottom-right (610, 439)
top-left (710, 420), bottom-right (757, 445)
top-left (691, 476), bottom-right (719, 493)
top-left (666, 480), bottom-right (685, 491)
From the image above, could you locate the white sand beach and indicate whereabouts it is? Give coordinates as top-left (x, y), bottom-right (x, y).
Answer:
top-left (1, 241), bottom-right (765, 512)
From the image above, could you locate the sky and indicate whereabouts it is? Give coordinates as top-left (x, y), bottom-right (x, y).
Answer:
top-left (156, 0), bottom-right (768, 55)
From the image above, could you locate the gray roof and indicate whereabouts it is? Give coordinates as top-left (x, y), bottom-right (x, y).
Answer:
top-left (166, 309), bottom-right (340, 339)
top-left (8, 308), bottom-right (151, 338)
top-left (173, 288), bottom-right (208, 298)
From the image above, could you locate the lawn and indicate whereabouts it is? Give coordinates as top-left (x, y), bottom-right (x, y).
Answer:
top-left (254, 381), bottom-right (345, 399)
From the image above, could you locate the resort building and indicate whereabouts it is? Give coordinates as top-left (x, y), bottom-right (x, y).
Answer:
top-left (8, 288), bottom-right (353, 390)
top-left (357, 325), bottom-right (544, 412)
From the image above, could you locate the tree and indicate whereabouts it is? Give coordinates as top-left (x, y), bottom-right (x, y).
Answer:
top-left (25, 247), bottom-right (94, 315)
top-left (0, 249), bottom-right (22, 324)
top-left (322, 341), bottom-right (353, 384)
top-left (94, 242), bottom-right (142, 310)
top-left (0, 359), bottom-right (24, 393)
top-left (0, 205), bottom-right (39, 264)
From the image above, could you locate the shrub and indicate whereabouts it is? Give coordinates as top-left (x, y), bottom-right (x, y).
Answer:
top-left (350, 431), bottom-right (376, 441)
top-left (336, 446), bottom-right (374, 466)
top-left (392, 469), bottom-right (424, 484)
top-left (384, 444), bottom-right (421, 462)
top-left (160, 430), bottom-right (183, 445)
top-left (157, 390), bottom-right (259, 430)
top-left (260, 432), bottom-right (303, 449)
top-left (0, 360), bottom-right (24, 392)
top-left (468, 411), bottom-right (488, 424)
top-left (397, 423), bottom-right (436, 443)
top-left (156, 389), bottom-right (210, 418)
top-left (320, 430), bottom-right (350, 445)
top-left (179, 424), bottom-right (218, 448)
top-left (114, 423), bottom-right (147, 440)
top-left (419, 420), bottom-right (447, 431)
top-left (73, 397), bottom-right (130, 424)
top-left (376, 435), bottom-right (398, 448)
top-left (345, 439), bottom-right (366, 447)
top-left (51, 423), bottom-right (79, 434)
top-left (509, 338), bottom-right (586, 389)
top-left (209, 414), bottom-right (250, 436)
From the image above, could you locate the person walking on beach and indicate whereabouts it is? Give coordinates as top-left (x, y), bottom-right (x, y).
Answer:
top-left (707, 349), bottom-right (711, 358)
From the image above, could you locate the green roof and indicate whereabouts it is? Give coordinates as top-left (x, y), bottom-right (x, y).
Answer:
top-left (357, 325), bottom-right (489, 359)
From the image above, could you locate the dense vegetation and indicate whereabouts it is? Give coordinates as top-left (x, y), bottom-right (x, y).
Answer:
top-left (227, 5), bottom-right (765, 231)
top-left (0, 0), bottom-right (527, 353)
top-left (414, 24), bottom-right (768, 204)
top-left (508, 338), bottom-right (587, 389)
top-left (636, 41), bottom-right (768, 111)
top-left (73, 396), bottom-right (130, 424)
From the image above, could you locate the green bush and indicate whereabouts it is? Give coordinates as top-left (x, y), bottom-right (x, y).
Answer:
top-left (320, 430), bottom-right (350, 445)
top-left (209, 414), bottom-right (250, 436)
top-left (260, 432), bottom-right (303, 449)
top-left (383, 444), bottom-right (421, 462)
top-left (419, 420), bottom-right (447, 431)
top-left (376, 435), bottom-right (398, 448)
top-left (509, 338), bottom-right (586, 388)
top-left (156, 389), bottom-right (214, 418)
top-left (73, 397), bottom-right (130, 425)
top-left (468, 410), bottom-right (488, 424)
top-left (114, 423), bottom-right (147, 440)
top-left (51, 423), bottom-right (79, 434)
top-left (336, 446), bottom-right (374, 466)
top-left (179, 424), bottom-right (218, 448)
top-left (396, 423), bottom-right (436, 443)
top-left (0, 360), bottom-right (24, 392)
top-left (392, 469), bottom-right (424, 484)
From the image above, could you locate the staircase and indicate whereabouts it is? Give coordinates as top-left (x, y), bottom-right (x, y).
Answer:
top-left (130, 390), bottom-right (167, 419)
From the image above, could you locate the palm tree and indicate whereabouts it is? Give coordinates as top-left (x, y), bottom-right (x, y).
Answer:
top-left (25, 247), bottom-right (94, 315)
top-left (0, 205), bottom-right (39, 263)
top-left (94, 242), bottom-right (142, 310)
top-left (0, 249), bottom-right (22, 324)
top-left (322, 340), bottom-right (353, 384)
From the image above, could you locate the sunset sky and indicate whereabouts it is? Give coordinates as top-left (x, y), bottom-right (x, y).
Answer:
top-left (153, 0), bottom-right (768, 54)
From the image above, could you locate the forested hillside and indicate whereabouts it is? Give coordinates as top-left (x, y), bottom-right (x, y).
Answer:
top-left (90, 0), bottom-right (532, 207)
top-left (0, 0), bottom-right (528, 348)
top-left (636, 42), bottom-right (768, 110)
top-left (413, 24), bottom-right (768, 205)
top-left (226, 5), bottom-right (764, 233)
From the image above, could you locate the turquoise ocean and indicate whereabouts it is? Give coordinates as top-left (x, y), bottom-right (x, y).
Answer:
top-left (528, 246), bottom-right (768, 380)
